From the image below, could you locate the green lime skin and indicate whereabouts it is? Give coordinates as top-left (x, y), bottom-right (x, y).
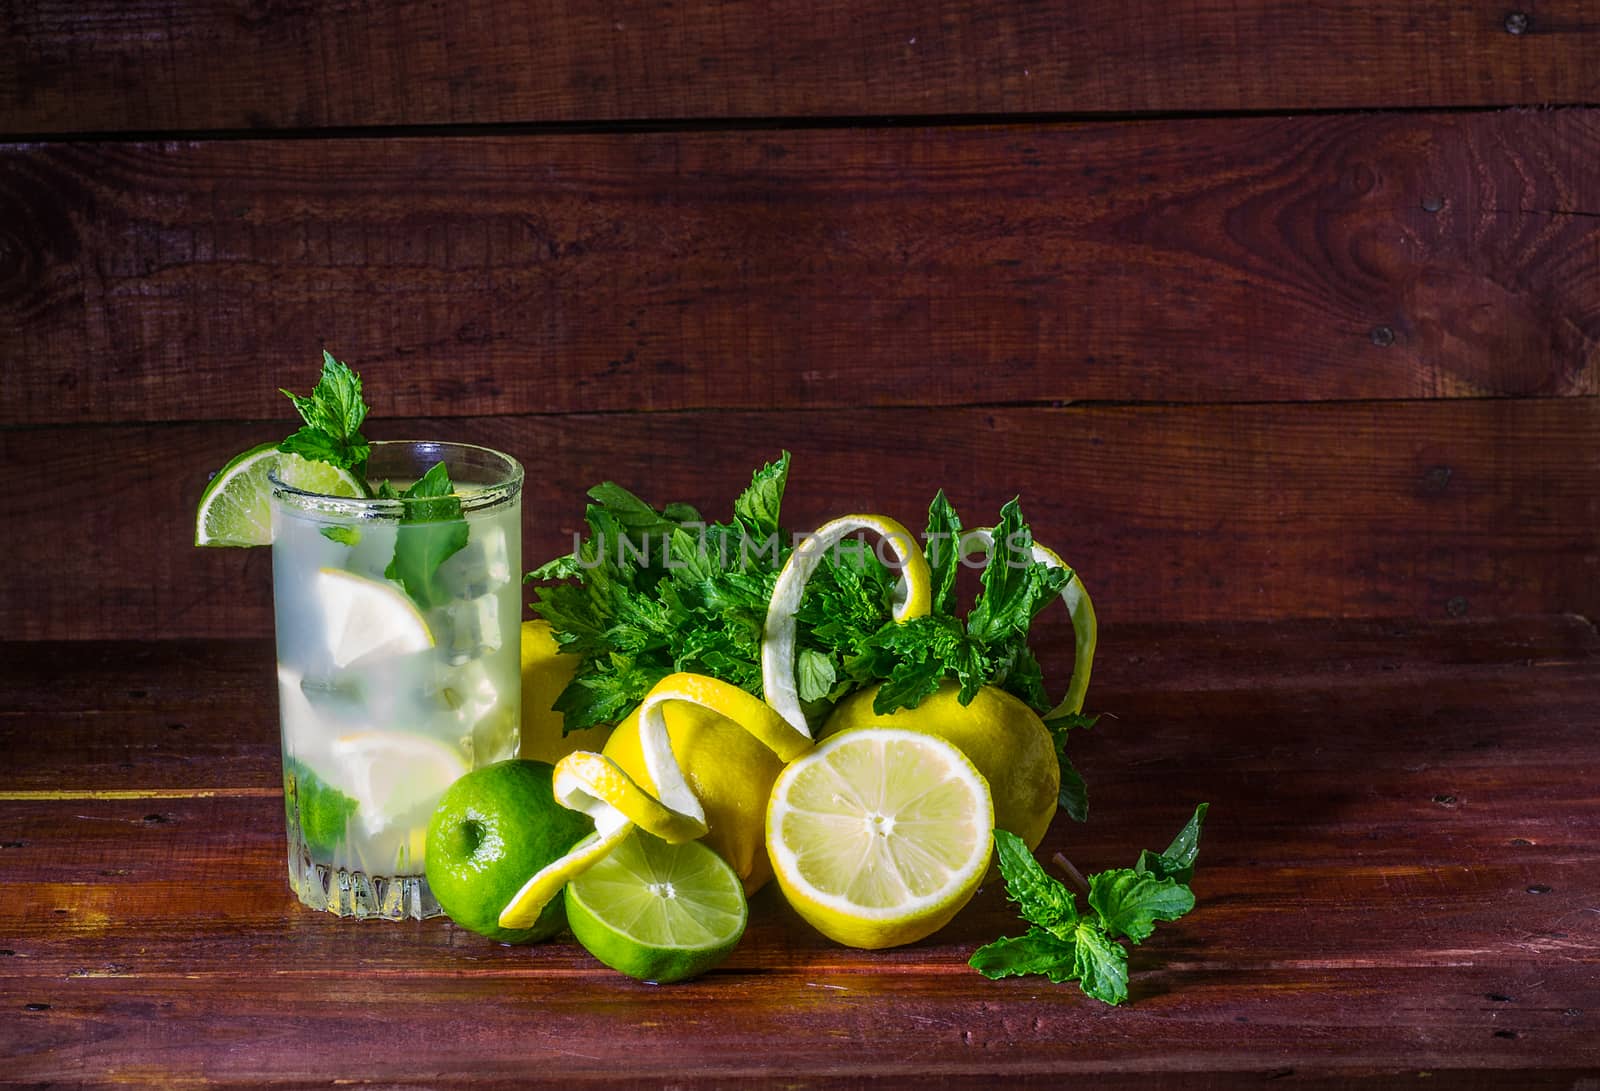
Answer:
top-left (425, 760), bottom-right (593, 944)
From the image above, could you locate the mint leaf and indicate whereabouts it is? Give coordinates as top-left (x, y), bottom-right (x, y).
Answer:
top-left (588, 482), bottom-right (679, 544)
top-left (1057, 752), bottom-right (1088, 823)
top-left (278, 351), bottom-right (372, 475)
top-left (1042, 711), bottom-right (1097, 822)
top-left (976, 814), bottom-right (1204, 1006)
top-left (970, 927), bottom-right (1078, 983)
top-left (1071, 923), bottom-right (1130, 1005)
top-left (992, 829), bottom-right (1078, 937)
top-left (284, 759), bottom-right (357, 855)
top-left (384, 461), bottom-right (469, 609)
top-left (795, 647), bottom-right (837, 703)
top-left (279, 426), bottom-right (351, 468)
top-left (873, 655), bottom-right (945, 713)
top-left (1136, 802), bottom-right (1209, 884)
top-left (320, 526), bottom-right (361, 547)
top-left (733, 451), bottom-right (790, 540)
top-left (1088, 868), bottom-right (1196, 943)
top-left (965, 499), bottom-right (1032, 644)
top-left (923, 490), bottom-right (963, 616)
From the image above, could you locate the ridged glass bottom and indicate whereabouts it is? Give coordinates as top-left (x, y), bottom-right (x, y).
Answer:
top-left (287, 837), bottom-right (443, 920)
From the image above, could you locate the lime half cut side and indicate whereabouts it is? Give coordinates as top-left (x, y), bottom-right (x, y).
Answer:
top-left (195, 443), bottom-right (365, 547)
top-left (565, 828), bottom-right (748, 984)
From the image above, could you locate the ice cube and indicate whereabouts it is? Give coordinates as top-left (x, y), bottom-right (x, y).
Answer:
top-left (435, 525), bottom-right (511, 599)
top-left (435, 659), bottom-right (518, 763)
top-left (278, 665), bottom-right (327, 755)
top-left (302, 648), bottom-right (438, 728)
top-left (440, 592), bottom-right (501, 666)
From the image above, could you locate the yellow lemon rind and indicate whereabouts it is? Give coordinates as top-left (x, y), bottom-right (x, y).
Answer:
top-left (497, 817), bottom-right (633, 930)
top-left (553, 749), bottom-right (708, 844)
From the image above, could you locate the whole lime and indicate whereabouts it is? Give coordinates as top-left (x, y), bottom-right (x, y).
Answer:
top-left (425, 759), bottom-right (593, 943)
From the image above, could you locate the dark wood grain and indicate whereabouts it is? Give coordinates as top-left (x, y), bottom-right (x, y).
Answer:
top-left (4, 112), bottom-right (1597, 426)
top-left (1, 619), bottom-right (1596, 1085)
top-left (3, 399), bottom-right (1595, 640)
top-left (4, 1), bottom-right (1599, 134)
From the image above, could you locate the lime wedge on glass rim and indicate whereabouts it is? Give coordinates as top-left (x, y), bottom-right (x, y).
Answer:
top-left (564, 828), bottom-right (748, 984)
top-left (195, 442), bottom-right (366, 547)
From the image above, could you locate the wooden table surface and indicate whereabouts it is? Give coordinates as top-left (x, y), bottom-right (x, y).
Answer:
top-left (4, 617), bottom-right (1598, 1087)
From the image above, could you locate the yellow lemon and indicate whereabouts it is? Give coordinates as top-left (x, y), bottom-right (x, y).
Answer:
top-left (518, 620), bottom-right (613, 763)
top-left (822, 680), bottom-right (1058, 851)
top-left (601, 693), bottom-right (789, 894)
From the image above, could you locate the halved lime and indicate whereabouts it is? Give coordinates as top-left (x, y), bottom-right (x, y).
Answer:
top-left (195, 443), bottom-right (365, 547)
top-left (565, 828), bottom-right (747, 983)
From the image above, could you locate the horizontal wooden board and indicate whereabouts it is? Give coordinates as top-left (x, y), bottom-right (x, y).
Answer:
top-left (6, 617), bottom-right (1600, 798)
top-left (3, 400), bottom-right (1596, 640)
top-left (1, 619), bottom-right (1596, 1084)
top-left (3, 112), bottom-right (1598, 425)
top-left (3, 1), bottom-right (1599, 133)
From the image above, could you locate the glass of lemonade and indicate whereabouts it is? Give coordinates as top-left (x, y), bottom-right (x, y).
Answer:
top-left (269, 441), bottom-right (523, 920)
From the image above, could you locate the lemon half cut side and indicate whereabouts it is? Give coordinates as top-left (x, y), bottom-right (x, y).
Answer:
top-left (765, 727), bottom-right (993, 950)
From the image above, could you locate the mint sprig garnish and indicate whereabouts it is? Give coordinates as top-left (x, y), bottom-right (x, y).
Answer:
top-left (970, 804), bottom-right (1207, 1005)
top-left (279, 351), bottom-right (372, 480)
top-left (279, 353), bottom-right (466, 603)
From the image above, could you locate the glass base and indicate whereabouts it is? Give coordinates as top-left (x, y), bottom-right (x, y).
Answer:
top-left (288, 840), bottom-right (443, 920)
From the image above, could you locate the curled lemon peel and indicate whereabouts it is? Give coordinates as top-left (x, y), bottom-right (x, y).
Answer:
top-left (499, 673), bottom-right (811, 928)
top-left (960, 528), bottom-right (1097, 718)
top-left (761, 514), bottom-right (933, 735)
top-left (498, 816), bottom-right (632, 930)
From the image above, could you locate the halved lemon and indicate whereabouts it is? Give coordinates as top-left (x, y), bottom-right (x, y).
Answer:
top-left (765, 727), bottom-right (993, 950)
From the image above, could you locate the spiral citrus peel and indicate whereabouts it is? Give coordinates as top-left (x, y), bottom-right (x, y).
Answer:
top-left (958, 528), bottom-right (1097, 719)
top-left (761, 514), bottom-right (932, 733)
top-left (505, 501), bottom-right (1097, 954)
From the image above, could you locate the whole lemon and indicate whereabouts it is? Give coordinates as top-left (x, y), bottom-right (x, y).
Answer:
top-left (821, 680), bottom-right (1059, 850)
top-left (519, 620), bottom-right (613, 763)
top-left (602, 699), bottom-right (787, 894)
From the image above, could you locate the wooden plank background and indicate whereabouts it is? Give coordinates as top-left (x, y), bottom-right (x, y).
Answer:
top-left (3, 1), bottom-right (1599, 132)
top-left (1, 1), bottom-right (1597, 640)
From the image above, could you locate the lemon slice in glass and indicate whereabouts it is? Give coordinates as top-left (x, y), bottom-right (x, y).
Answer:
top-left (329, 730), bottom-right (470, 838)
top-left (765, 726), bottom-right (994, 950)
top-left (194, 443), bottom-right (364, 547)
top-left (314, 568), bottom-right (435, 669)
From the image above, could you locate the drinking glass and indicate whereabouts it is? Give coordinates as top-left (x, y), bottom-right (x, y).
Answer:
top-left (270, 441), bottom-right (523, 919)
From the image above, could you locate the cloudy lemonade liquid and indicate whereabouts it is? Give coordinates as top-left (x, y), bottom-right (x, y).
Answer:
top-left (270, 444), bottom-right (523, 919)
